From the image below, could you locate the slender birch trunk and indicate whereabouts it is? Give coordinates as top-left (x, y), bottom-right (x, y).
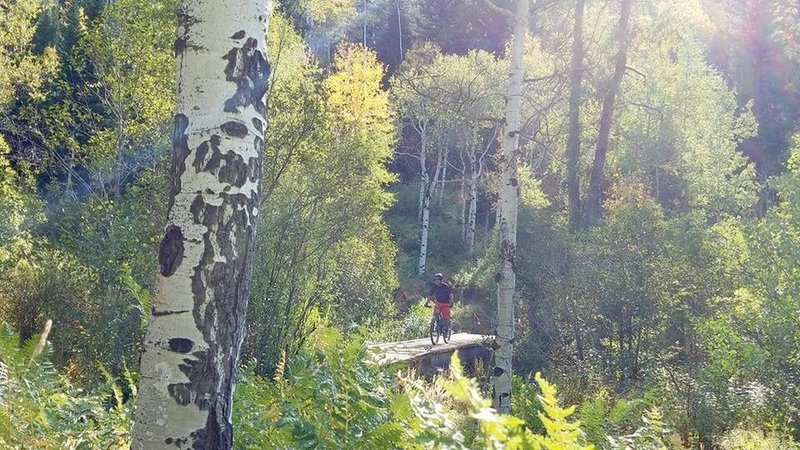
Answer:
top-left (459, 152), bottom-right (467, 242)
top-left (418, 146), bottom-right (444, 275)
top-left (466, 129), bottom-right (494, 253)
top-left (132, 1), bottom-right (271, 449)
top-left (417, 124), bottom-right (428, 221)
top-left (566, 0), bottom-right (585, 232)
top-left (459, 170), bottom-right (467, 244)
top-left (419, 162), bottom-right (428, 220)
top-left (438, 150), bottom-right (448, 206)
top-left (466, 179), bottom-right (478, 253)
top-left (466, 154), bottom-right (478, 254)
top-left (418, 191), bottom-right (432, 275)
top-left (396, 0), bottom-right (404, 60)
top-left (585, 0), bottom-right (633, 226)
top-left (492, 0), bottom-right (528, 414)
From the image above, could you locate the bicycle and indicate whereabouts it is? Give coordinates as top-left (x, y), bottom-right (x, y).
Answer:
top-left (429, 306), bottom-right (452, 345)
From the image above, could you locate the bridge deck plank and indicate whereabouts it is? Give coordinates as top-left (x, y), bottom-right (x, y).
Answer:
top-left (368, 333), bottom-right (490, 366)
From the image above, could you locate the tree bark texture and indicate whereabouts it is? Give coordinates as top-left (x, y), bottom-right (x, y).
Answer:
top-left (466, 129), bottom-right (495, 253)
top-left (418, 144), bottom-right (444, 275)
top-left (460, 161), bottom-right (467, 243)
top-left (566, 0), bottom-right (585, 232)
top-left (492, 0), bottom-right (528, 414)
top-left (466, 165), bottom-right (478, 253)
top-left (132, 1), bottom-right (272, 449)
top-left (417, 123), bottom-right (428, 221)
top-left (438, 150), bottom-right (447, 206)
top-left (585, 0), bottom-right (633, 226)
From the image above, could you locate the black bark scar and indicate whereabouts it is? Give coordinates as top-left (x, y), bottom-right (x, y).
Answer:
top-left (222, 37), bottom-right (270, 115)
top-left (168, 338), bottom-right (195, 353)
top-left (175, 6), bottom-right (205, 57)
top-left (158, 225), bottom-right (184, 277)
top-left (168, 114), bottom-right (190, 213)
top-left (192, 136), bottom-right (256, 187)
top-left (221, 121), bottom-right (249, 138)
top-left (152, 309), bottom-right (190, 317)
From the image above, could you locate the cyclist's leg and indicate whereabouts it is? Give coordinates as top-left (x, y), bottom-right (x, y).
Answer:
top-left (438, 302), bottom-right (451, 328)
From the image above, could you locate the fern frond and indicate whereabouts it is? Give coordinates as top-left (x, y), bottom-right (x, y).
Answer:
top-left (98, 364), bottom-right (124, 410)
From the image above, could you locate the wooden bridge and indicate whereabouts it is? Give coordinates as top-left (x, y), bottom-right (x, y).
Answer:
top-left (367, 333), bottom-right (493, 376)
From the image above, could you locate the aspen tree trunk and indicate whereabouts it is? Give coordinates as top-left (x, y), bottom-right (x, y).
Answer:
top-left (466, 130), bottom-right (493, 253)
top-left (396, 0), bottom-right (404, 60)
top-left (466, 154), bottom-right (478, 254)
top-left (418, 146), bottom-right (444, 275)
top-left (460, 175), bottom-right (467, 241)
top-left (417, 124), bottom-right (428, 221)
top-left (132, 1), bottom-right (272, 449)
top-left (418, 160), bottom-right (428, 220)
top-left (492, 0), bottom-right (528, 414)
top-left (585, 0), bottom-right (633, 226)
top-left (466, 177), bottom-right (478, 253)
top-left (438, 150), bottom-right (447, 206)
top-left (566, 0), bottom-right (585, 232)
top-left (459, 152), bottom-right (467, 242)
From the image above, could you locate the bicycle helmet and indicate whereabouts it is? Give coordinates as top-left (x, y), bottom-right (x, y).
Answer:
top-left (434, 273), bottom-right (443, 280)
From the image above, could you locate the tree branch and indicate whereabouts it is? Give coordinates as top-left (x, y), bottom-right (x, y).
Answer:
top-left (625, 65), bottom-right (646, 80)
top-left (523, 72), bottom-right (565, 84)
top-left (483, 0), bottom-right (514, 18)
top-left (531, 0), bottom-right (562, 14)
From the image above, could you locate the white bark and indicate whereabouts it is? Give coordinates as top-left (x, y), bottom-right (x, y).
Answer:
top-left (466, 129), bottom-right (494, 254)
top-left (460, 172), bottom-right (467, 242)
top-left (438, 150), bottom-right (447, 206)
top-left (492, 0), bottom-right (528, 414)
top-left (419, 163), bottom-right (427, 220)
top-left (418, 146), bottom-right (444, 275)
top-left (132, 1), bottom-right (272, 449)
top-left (417, 123), bottom-right (428, 221)
top-left (466, 169), bottom-right (478, 253)
top-left (418, 193), bottom-right (431, 275)
top-left (396, 0), bottom-right (403, 59)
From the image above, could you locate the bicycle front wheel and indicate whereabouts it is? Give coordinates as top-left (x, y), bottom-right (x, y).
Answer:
top-left (429, 317), bottom-right (440, 345)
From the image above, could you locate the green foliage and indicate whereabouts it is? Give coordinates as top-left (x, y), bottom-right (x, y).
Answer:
top-left (235, 327), bottom-right (403, 449)
top-left (300, 0), bottom-right (359, 23)
top-left (370, 299), bottom-right (431, 342)
top-left (0, 144), bottom-right (42, 252)
top-left (611, 0), bottom-right (759, 218)
top-left (0, 322), bottom-right (133, 449)
top-left (0, 239), bottom-right (144, 378)
top-left (80, 0), bottom-right (175, 174)
top-left (694, 147), bottom-right (800, 433)
top-left (245, 15), bottom-right (398, 376)
top-left (526, 372), bottom-right (593, 450)
top-left (235, 327), bottom-right (595, 450)
top-left (607, 408), bottom-right (672, 450)
top-left (0, 0), bottom-right (59, 106)
top-left (718, 426), bottom-right (800, 450)
top-left (578, 390), bottom-right (612, 448)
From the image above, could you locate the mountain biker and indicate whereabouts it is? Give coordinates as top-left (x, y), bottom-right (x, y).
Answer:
top-left (428, 273), bottom-right (453, 329)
